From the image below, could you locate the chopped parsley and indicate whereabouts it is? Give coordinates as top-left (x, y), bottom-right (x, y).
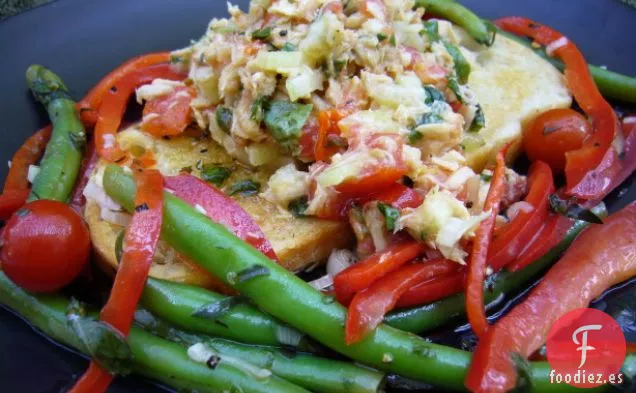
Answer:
top-left (251, 27), bottom-right (272, 40)
top-left (377, 33), bottom-right (388, 42)
top-left (215, 106), bottom-right (233, 133)
top-left (201, 165), bottom-right (231, 187)
top-left (250, 96), bottom-right (271, 123)
top-left (288, 196), bottom-right (309, 217)
top-left (281, 42), bottom-right (296, 52)
top-left (421, 20), bottom-right (440, 42)
top-left (444, 42), bottom-right (471, 84)
top-left (378, 203), bottom-right (400, 232)
top-left (228, 180), bottom-right (261, 196)
top-left (447, 78), bottom-right (465, 104)
top-left (424, 85), bottom-right (445, 104)
top-left (264, 100), bottom-right (313, 146)
top-left (469, 105), bottom-right (485, 133)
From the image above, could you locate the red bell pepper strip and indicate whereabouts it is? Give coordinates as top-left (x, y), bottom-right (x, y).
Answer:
top-left (362, 183), bottom-right (424, 210)
top-left (334, 240), bottom-right (426, 305)
top-left (95, 63), bottom-right (185, 162)
top-left (164, 174), bottom-right (278, 261)
top-left (3, 126), bottom-right (52, 192)
top-left (345, 259), bottom-right (458, 344)
top-left (466, 202), bottom-right (636, 393)
top-left (78, 52), bottom-right (172, 126)
top-left (69, 169), bottom-right (164, 393)
top-left (140, 86), bottom-right (195, 137)
top-left (487, 161), bottom-right (554, 271)
top-left (336, 166), bottom-right (408, 196)
top-left (506, 214), bottom-right (573, 272)
top-left (599, 117), bottom-right (636, 202)
top-left (315, 110), bottom-right (344, 162)
top-left (495, 17), bottom-right (619, 200)
top-left (0, 189), bottom-right (30, 220)
top-left (466, 146), bottom-right (507, 337)
top-left (395, 269), bottom-right (465, 309)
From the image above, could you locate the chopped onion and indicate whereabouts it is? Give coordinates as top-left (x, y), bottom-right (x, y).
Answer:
top-left (624, 116), bottom-right (636, 125)
top-left (100, 209), bottom-right (132, 227)
top-left (309, 274), bottom-right (334, 290)
top-left (546, 37), bottom-right (569, 56)
top-left (506, 201), bottom-right (534, 221)
top-left (364, 203), bottom-right (390, 251)
top-left (275, 325), bottom-right (305, 347)
top-left (464, 174), bottom-right (481, 211)
top-left (326, 249), bottom-right (356, 277)
top-left (445, 167), bottom-right (475, 190)
top-left (83, 180), bottom-right (122, 211)
top-left (27, 165), bottom-right (40, 184)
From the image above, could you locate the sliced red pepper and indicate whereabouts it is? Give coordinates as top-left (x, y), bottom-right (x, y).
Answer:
top-left (362, 183), bottom-right (423, 210)
top-left (70, 169), bottom-right (164, 393)
top-left (466, 146), bottom-right (508, 337)
top-left (336, 166), bottom-right (408, 196)
top-left (346, 259), bottom-right (458, 344)
top-left (78, 52), bottom-right (172, 126)
top-left (495, 17), bottom-right (619, 200)
top-left (315, 110), bottom-right (345, 162)
top-left (3, 126), bottom-right (52, 192)
top-left (164, 174), bottom-right (278, 261)
top-left (466, 202), bottom-right (636, 393)
top-left (0, 189), bottom-right (30, 220)
top-left (95, 63), bottom-right (185, 162)
top-left (334, 240), bottom-right (426, 305)
top-left (487, 161), bottom-right (554, 271)
top-left (140, 86), bottom-right (195, 137)
top-left (69, 141), bottom-right (98, 213)
top-left (395, 268), bottom-right (465, 309)
top-left (506, 214), bottom-right (573, 272)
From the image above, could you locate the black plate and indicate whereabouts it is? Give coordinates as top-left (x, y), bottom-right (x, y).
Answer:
top-left (0, 1), bottom-right (634, 392)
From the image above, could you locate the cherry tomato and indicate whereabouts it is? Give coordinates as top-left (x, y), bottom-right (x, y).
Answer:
top-left (1, 200), bottom-right (90, 292)
top-left (524, 108), bottom-right (591, 172)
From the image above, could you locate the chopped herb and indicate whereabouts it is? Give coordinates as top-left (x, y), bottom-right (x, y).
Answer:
top-left (115, 230), bottom-right (125, 263)
top-left (201, 165), bottom-right (231, 187)
top-left (251, 27), bottom-right (272, 40)
top-left (549, 194), bottom-right (603, 224)
top-left (480, 173), bottom-right (492, 182)
top-left (170, 55), bottom-right (182, 64)
top-left (228, 180), bottom-right (261, 196)
top-left (447, 78), bottom-right (465, 104)
top-left (192, 296), bottom-right (246, 320)
top-left (408, 129), bottom-right (423, 144)
top-left (418, 111), bottom-right (444, 125)
top-left (264, 100), bottom-right (313, 145)
top-left (250, 96), bottom-right (271, 123)
top-left (423, 85), bottom-right (445, 104)
top-left (469, 104), bottom-right (485, 133)
top-left (389, 34), bottom-right (397, 47)
top-left (377, 33), bottom-right (388, 42)
top-left (378, 203), bottom-right (400, 232)
top-left (333, 59), bottom-right (348, 74)
top-left (421, 20), bottom-right (440, 42)
top-left (288, 197), bottom-right (309, 217)
top-left (215, 106), bottom-right (233, 133)
top-left (237, 265), bottom-right (270, 283)
top-left (444, 42), bottom-right (471, 84)
top-left (281, 42), bottom-right (296, 52)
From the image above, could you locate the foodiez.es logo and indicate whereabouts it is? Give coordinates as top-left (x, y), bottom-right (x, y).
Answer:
top-left (546, 308), bottom-right (626, 388)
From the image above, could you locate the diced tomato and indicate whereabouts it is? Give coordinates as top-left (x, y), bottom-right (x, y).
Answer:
top-left (140, 86), bottom-right (195, 137)
top-left (315, 110), bottom-right (346, 162)
top-left (362, 183), bottom-right (423, 210)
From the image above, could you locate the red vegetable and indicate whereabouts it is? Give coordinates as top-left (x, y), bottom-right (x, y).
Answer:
top-left (315, 110), bottom-right (345, 162)
top-left (0, 189), bottom-right (30, 220)
top-left (164, 174), bottom-right (278, 261)
top-left (466, 146), bottom-right (507, 337)
top-left (345, 259), bottom-right (458, 344)
top-left (1, 200), bottom-right (89, 293)
top-left (496, 17), bottom-right (619, 200)
top-left (395, 269), bottom-right (465, 309)
top-left (95, 63), bottom-right (185, 162)
top-left (69, 141), bottom-right (99, 212)
top-left (70, 169), bottom-right (164, 393)
top-left (466, 202), bottom-right (636, 393)
top-left (362, 183), bottom-right (423, 210)
top-left (524, 108), bottom-right (591, 172)
top-left (487, 161), bottom-right (554, 271)
top-left (334, 240), bottom-right (426, 305)
top-left (140, 86), bottom-right (195, 137)
top-left (3, 125), bottom-right (52, 192)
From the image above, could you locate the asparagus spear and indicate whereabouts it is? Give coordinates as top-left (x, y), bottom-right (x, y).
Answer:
top-left (415, 0), bottom-right (496, 46)
top-left (25, 65), bottom-right (86, 202)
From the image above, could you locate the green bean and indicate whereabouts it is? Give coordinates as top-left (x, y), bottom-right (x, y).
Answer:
top-left (135, 308), bottom-right (386, 393)
top-left (0, 271), bottom-right (310, 393)
top-left (415, 0), bottom-right (496, 46)
top-left (385, 212), bottom-right (606, 333)
top-left (103, 164), bottom-right (609, 392)
top-left (143, 277), bottom-right (310, 349)
top-left (498, 29), bottom-right (636, 103)
top-left (25, 65), bottom-right (86, 202)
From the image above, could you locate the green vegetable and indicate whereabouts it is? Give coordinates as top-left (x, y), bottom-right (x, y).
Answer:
top-left (142, 278), bottom-right (309, 348)
top-left (385, 206), bottom-right (607, 334)
top-left (252, 27), bottom-right (272, 40)
top-left (480, 173), bottom-right (492, 182)
top-left (421, 20), bottom-right (440, 42)
top-left (548, 194), bottom-right (603, 224)
top-left (389, 34), bottom-right (397, 47)
top-left (191, 296), bottom-right (246, 320)
top-left (251, 96), bottom-right (270, 123)
top-left (424, 85), bottom-right (445, 104)
top-left (264, 101), bottom-right (313, 145)
top-left (418, 111), bottom-right (444, 125)
top-left (415, 0), bottom-right (496, 46)
top-left (103, 165), bottom-right (606, 392)
top-left (201, 165), bottom-right (231, 187)
top-left (447, 78), bottom-right (464, 104)
top-left (215, 106), bottom-right (233, 133)
top-left (377, 33), bottom-right (388, 42)
top-left (25, 65), bottom-right (86, 202)
top-left (497, 29), bottom-right (636, 103)
top-left (378, 203), bottom-right (400, 232)
top-left (228, 180), bottom-right (261, 196)
top-left (136, 309), bottom-right (386, 393)
top-left (408, 129), bottom-right (424, 144)
top-left (288, 197), bottom-right (309, 217)
top-left (469, 105), bottom-right (485, 133)
top-left (0, 272), bottom-right (310, 393)
top-left (281, 42), bottom-right (297, 52)
top-left (444, 42), bottom-right (471, 84)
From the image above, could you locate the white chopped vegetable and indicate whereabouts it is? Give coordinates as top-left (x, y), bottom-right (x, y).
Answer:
top-left (362, 71), bottom-right (425, 109)
top-left (100, 209), bottom-right (132, 227)
top-left (262, 164), bottom-right (310, 207)
top-left (326, 249), bottom-right (357, 277)
top-left (299, 12), bottom-right (345, 66)
top-left (195, 204), bottom-right (207, 215)
top-left (546, 37), bottom-right (569, 56)
top-left (624, 116), bottom-right (636, 125)
top-left (27, 165), bottom-right (40, 184)
top-left (275, 325), bottom-right (304, 347)
top-left (286, 66), bottom-right (324, 102)
top-left (83, 180), bottom-right (122, 211)
top-left (506, 201), bottom-right (534, 221)
top-left (135, 79), bottom-right (184, 104)
top-left (338, 109), bottom-right (408, 138)
top-left (364, 202), bottom-right (390, 252)
top-left (436, 210), bottom-right (490, 264)
top-left (187, 343), bottom-right (272, 379)
top-left (445, 166), bottom-right (476, 190)
top-left (250, 51), bottom-right (304, 75)
top-left (309, 274), bottom-right (334, 290)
